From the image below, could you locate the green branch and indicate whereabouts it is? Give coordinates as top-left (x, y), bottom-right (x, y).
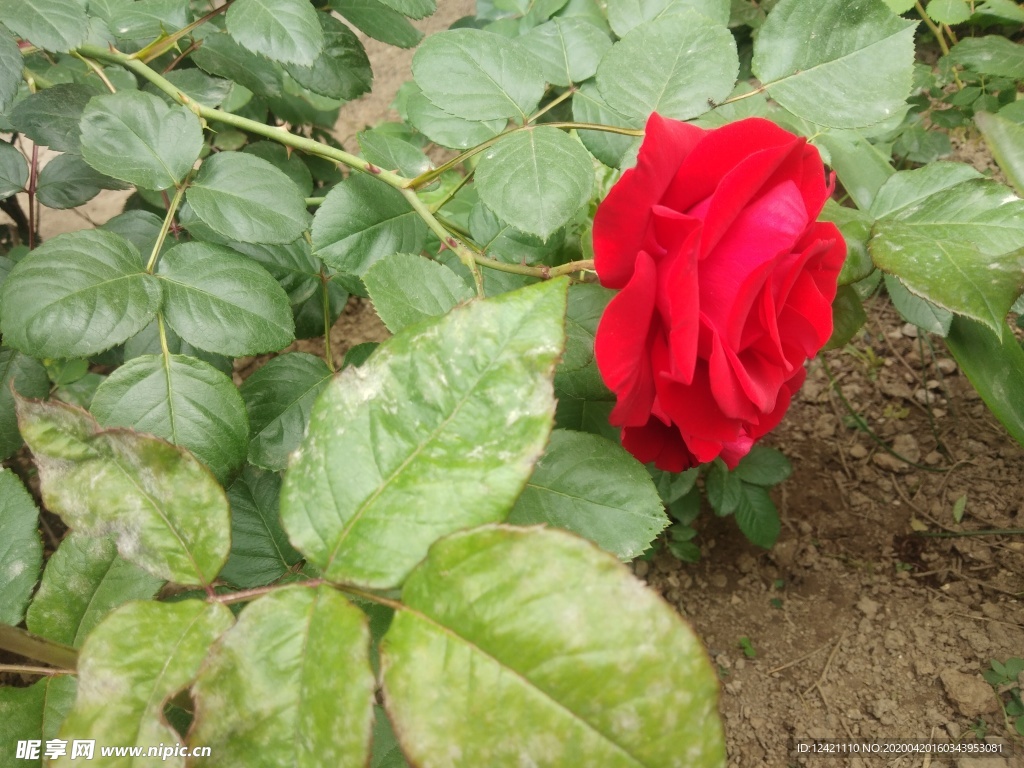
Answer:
top-left (0, 624), bottom-right (78, 670)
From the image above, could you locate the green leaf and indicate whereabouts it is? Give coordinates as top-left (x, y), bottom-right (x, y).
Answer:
top-left (0, 230), bottom-right (161, 358)
top-left (596, 12), bottom-right (738, 122)
top-left (820, 200), bottom-right (874, 285)
top-left (226, 0), bottom-right (324, 66)
top-left (734, 484), bottom-right (780, 548)
top-left (0, 141), bottom-right (26, 200)
top-left (884, 273), bottom-right (953, 336)
top-left (283, 11), bottom-right (372, 100)
top-left (101, 210), bottom-right (166, 258)
top-left (870, 178), bottom-right (1024, 336)
top-left (0, 0), bottom-right (88, 52)
top-left (476, 127), bottom-right (594, 241)
top-left (100, 0), bottom-right (190, 40)
top-left (976, 111), bottom-right (1024, 197)
top-left (242, 142), bottom-right (314, 197)
top-left (945, 316), bottom-right (1024, 446)
top-left (192, 30), bottom-right (284, 98)
top-left (752, 0), bottom-right (917, 128)
top-left (379, 0), bottom-right (435, 17)
top-left (571, 83), bottom-right (642, 168)
top-left (814, 130), bottom-right (896, 211)
top-left (187, 152), bottom-right (309, 244)
top-left (17, 397), bottom-right (231, 585)
top-left (0, 675), bottom-right (77, 765)
top-left (412, 29), bottom-right (545, 121)
top-left (282, 279), bottom-right (567, 588)
top-left (221, 467), bottom-right (302, 588)
top-left (0, 26), bottom-right (21, 113)
top-left (123, 320), bottom-right (232, 375)
top-left (26, 532), bottom-right (164, 647)
top-left (190, 586), bottom-right (373, 766)
top-left (8, 83), bottom-right (94, 153)
top-left (825, 284), bottom-right (867, 349)
top-left (606, 0), bottom-right (730, 35)
top-left (947, 36), bottom-right (1024, 79)
top-left (734, 446), bottom-right (792, 486)
top-left (926, 0), bottom-right (970, 23)
top-left (882, 0), bottom-right (915, 11)
top-left (240, 352), bottom-right (333, 472)
top-left (521, 18), bottom-right (611, 87)
top-left (363, 252), bottom-right (475, 333)
top-left (382, 525), bottom-right (725, 767)
top-left (156, 242), bottom-right (294, 356)
top-left (975, 0), bottom-right (1024, 22)
top-left (508, 430), bottom-right (668, 559)
top-left (705, 459), bottom-right (742, 516)
top-left (329, 0), bottom-right (423, 47)
top-left (79, 91), bottom-right (203, 191)
top-left (868, 162), bottom-right (982, 219)
top-left (36, 152), bottom-right (129, 209)
top-left (0, 348), bottom-right (49, 460)
top-left (558, 281), bottom-right (613, 376)
top-left (0, 469), bottom-right (42, 626)
top-left (358, 128), bottom-right (431, 179)
top-left (405, 85), bottom-right (507, 149)
top-left (90, 354), bottom-right (249, 486)
top-left (223, 238), bottom-right (320, 308)
top-left (54, 600), bottom-right (234, 768)
top-left (312, 174), bottom-right (427, 278)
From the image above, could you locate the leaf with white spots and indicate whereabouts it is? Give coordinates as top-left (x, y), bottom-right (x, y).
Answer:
top-left (15, 396), bottom-right (231, 586)
top-left (53, 600), bottom-right (234, 768)
top-left (0, 469), bottom-right (42, 626)
top-left (189, 586), bottom-right (374, 767)
top-left (281, 279), bottom-right (567, 588)
top-left (381, 525), bottom-right (725, 768)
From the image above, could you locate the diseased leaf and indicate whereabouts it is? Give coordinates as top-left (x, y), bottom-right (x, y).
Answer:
top-left (26, 532), bottom-right (164, 647)
top-left (0, 348), bottom-right (49, 460)
top-left (281, 279), bottom-right (567, 588)
top-left (53, 601), bottom-right (234, 768)
top-left (226, 0), bottom-right (324, 66)
top-left (190, 586), bottom-right (373, 767)
top-left (0, 675), bottom-right (77, 766)
top-left (16, 397), bottom-right (231, 586)
top-left (221, 466), bottom-right (302, 588)
top-left (187, 152), bottom-right (310, 244)
top-left (508, 430), bottom-right (668, 559)
top-left (752, 0), bottom-right (917, 128)
top-left (382, 526), bottom-right (725, 767)
top-left (0, 469), bottom-right (42, 626)
top-left (0, 230), bottom-right (161, 359)
top-left (79, 90), bottom-right (204, 190)
top-left (363, 253), bottom-right (474, 333)
top-left (240, 352), bottom-right (333, 471)
top-left (90, 354), bottom-right (249, 485)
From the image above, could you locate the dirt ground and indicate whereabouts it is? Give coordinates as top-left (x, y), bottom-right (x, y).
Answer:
top-left (4, 3), bottom-right (1023, 767)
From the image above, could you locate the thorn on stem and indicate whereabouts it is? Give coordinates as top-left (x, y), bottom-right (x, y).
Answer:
top-left (366, 163), bottom-right (381, 174)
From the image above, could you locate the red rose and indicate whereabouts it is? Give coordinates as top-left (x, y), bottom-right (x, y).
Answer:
top-left (593, 113), bottom-right (846, 472)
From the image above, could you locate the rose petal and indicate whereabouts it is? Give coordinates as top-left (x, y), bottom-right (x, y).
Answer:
top-left (593, 114), bottom-right (705, 289)
top-left (596, 250), bottom-right (659, 427)
top-left (621, 416), bottom-right (696, 473)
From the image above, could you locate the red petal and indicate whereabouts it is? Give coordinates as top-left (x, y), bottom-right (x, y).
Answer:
top-left (621, 416), bottom-right (696, 472)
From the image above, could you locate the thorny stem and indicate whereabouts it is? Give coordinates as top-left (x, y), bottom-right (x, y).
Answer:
top-left (72, 53), bottom-right (117, 93)
top-left (131, 0), bottom-right (235, 64)
top-left (527, 87), bottom-right (577, 123)
top-left (146, 180), bottom-right (188, 273)
top-left (209, 578), bottom-right (327, 606)
top-left (401, 188), bottom-right (485, 296)
top-left (719, 84), bottom-right (769, 105)
top-left (0, 664), bottom-right (73, 677)
top-left (0, 624), bottom-right (78, 671)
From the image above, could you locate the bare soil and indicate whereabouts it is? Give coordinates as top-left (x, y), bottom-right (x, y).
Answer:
top-left (4, 3), bottom-right (1022, 767)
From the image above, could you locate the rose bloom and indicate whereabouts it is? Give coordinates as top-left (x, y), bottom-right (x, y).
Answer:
top-left (593, 113), bottom-right (846, 472)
